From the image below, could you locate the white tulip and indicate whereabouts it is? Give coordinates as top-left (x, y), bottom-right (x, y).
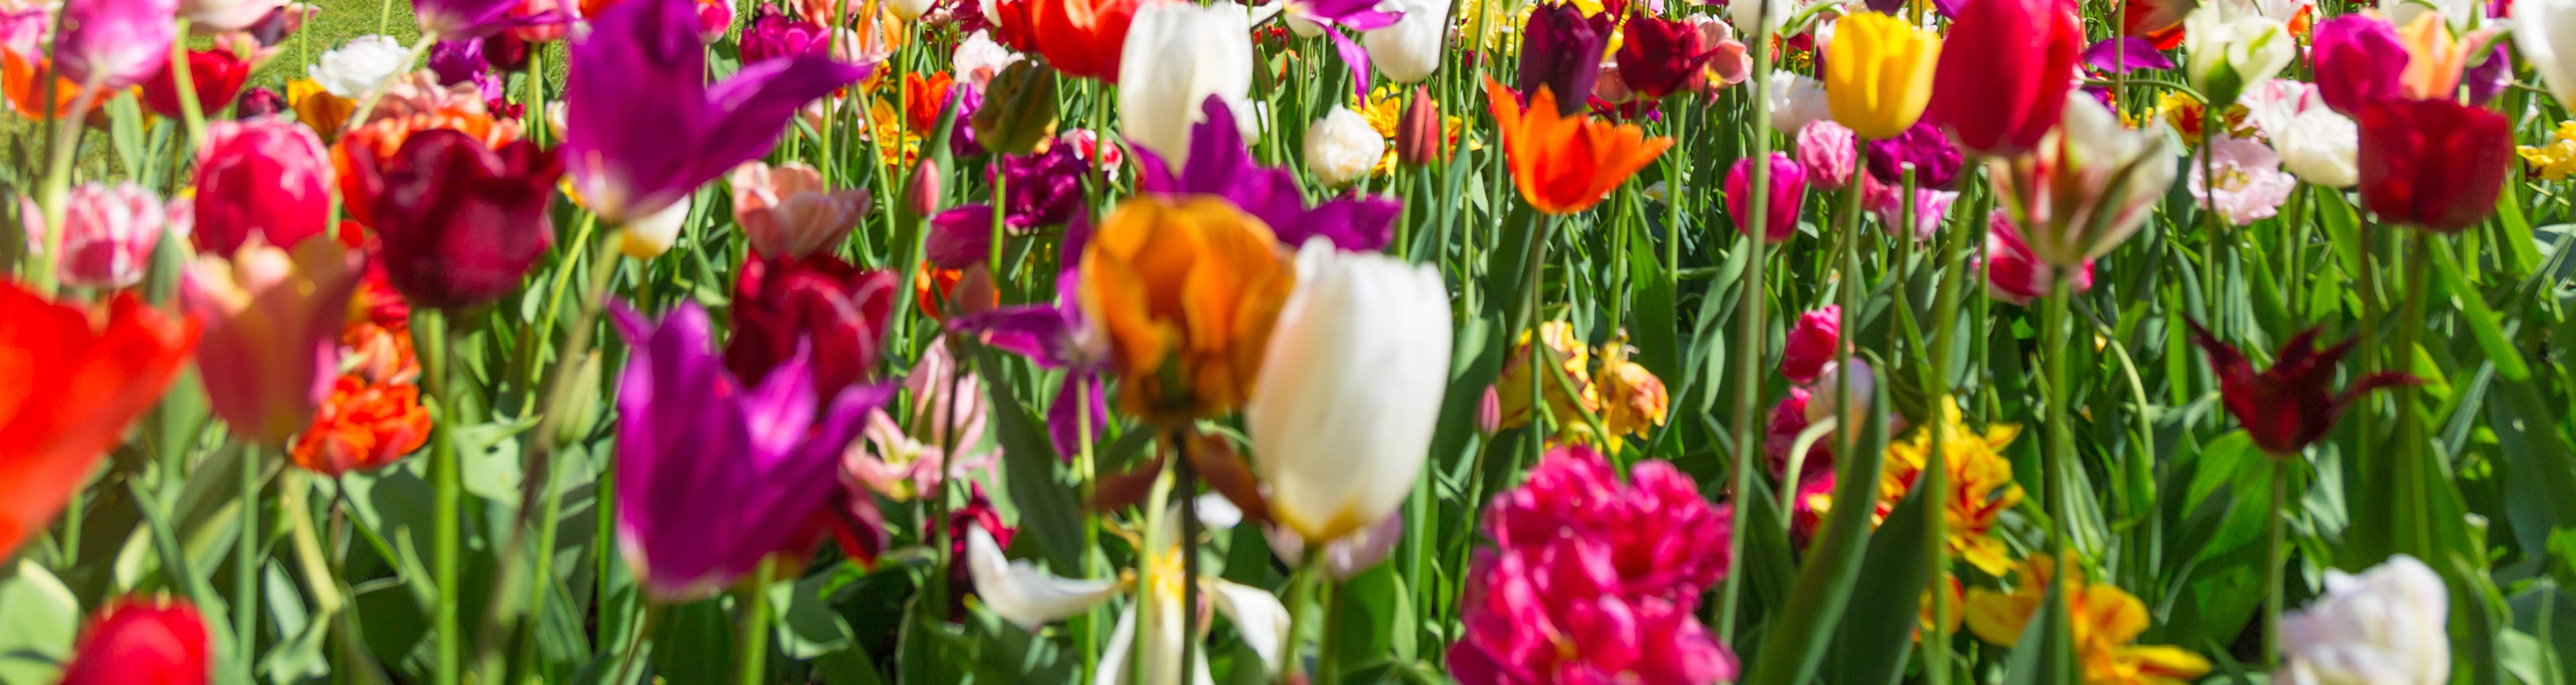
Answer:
top-left (1247, 239), bottom-right (1452, 543)
top-left (180, 0), bottom-right (287, 32)
top-left (1804, 358), bottom-right (1876, 429)
top-left (1362, 0), bottom-right (1445, 85)
top-left (888, 0), bottom-right (932, 20)
top-left (2183, 3), bottom-right (2294, 106)
top-left (2276, 555), bottom-right (2451, 685)
top-left (2002, 94), bottom-right (2177, 266)
top-left (965, 527), bottom-right (1122, 629)
top-left (616, 195), bottom-right (694, 259)
top-left (309, 35), bottom-right (410, 99)
top-left (1285, 11), bottom-right (1324, 38)
top-left (1118, 1), bottom-right (1256, 168)
top-left (1732, 0), bottom-right (1790, 37)
top-left (2272, 105), bottom-right (2359, 188)
top-left (1302, 106), bottom-right (1385, 189)
top-left (2387, 0), bottom-right (2480, 31)
top-left (1765, 70), bottom-right (1831, 135)
top-left (971, 503), bottom-right (1286, 685)
top-left (2515, 0), bottom-right (2576, 111)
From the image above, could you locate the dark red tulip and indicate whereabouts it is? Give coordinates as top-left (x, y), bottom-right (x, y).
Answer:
top-left (1929, 0), bottom-right (2082, 156)
top-left (235, 87), bottom-right (286, 117)
top-left (192, 117), bottom-right (333, 256)
top-left (2310, 15), bottom-right (2407, 117)
top-left (353, 129), bottom-right (564, 309)
top-left (2189, 321), bottom-right (2415, 458)
top-left (56, 598), bottom-right (211, 685)
top-left (140, 48), bottom-right (250, 120)
top-left (2357, 99), bottom-right (2512, 233)
top-left (725, 254), bottom-right (900, 401)
top-left (1614, 13), bottom-right (1717, 101)
top-left (1516, 2), bottom-right (1613, 116)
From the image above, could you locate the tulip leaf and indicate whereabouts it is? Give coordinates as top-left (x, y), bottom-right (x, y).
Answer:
top-left (2427, 238), bottom-right (2531, 381)
top-left (1823, 463), bottom-right (1931, 685)
top-left (1334, 564), bottom-right (1417, 667)
top-left (976, 348), bottom-right (1089, 572)
top-left (2156, 431), bottom-right (2273, 647)
top-left (1628, 223), bottom-right (1680, 431)
top-left (0, 560), bottom-right (78, 685)
top-left (1741, 372), bottom-right (1890, 685)
top-left (2489, 377), bottom-right (2576, 558)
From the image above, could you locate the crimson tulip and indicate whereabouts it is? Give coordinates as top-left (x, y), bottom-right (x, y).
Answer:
top-left (0, 284), bottom-right (197, 560)
top-left (56, 598), bottom-right (211, 685)
top-left (353, 128), bottom-right (564, 309)
top-left (1516, 2), bottom-right (1613, 116)
top-left (140, 47), bottom-right (249, 120)
top-left (1615, 13), bottom-right (1717, 101)
top-left (1929, 0), bottom-right (2082, 156)
top-left (191, 116), bottom-right (333, 256)
top-left (986, 0), bottom-right (1043, 52)
top-left (726, 254), bottom-right (901, 401)
top-left (2357, 99), bottom-right (2512, 233)
top-left (2188, 321), bottom-right (2414, 457)
top-left (1031, 0), bottom-right (1142, 82)
top-left (2310, 15), bottom-right (2408, 117)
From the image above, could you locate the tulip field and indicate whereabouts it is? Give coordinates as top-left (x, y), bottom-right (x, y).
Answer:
top-left (11, 0), bottom-right (2576, 680)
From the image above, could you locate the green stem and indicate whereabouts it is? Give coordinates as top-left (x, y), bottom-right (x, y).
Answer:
top-left (411, 310), bottom-right (464, 685)
top-left (170, 19), bottom-right (209, 146)
top-left (2264, 457), bottom-right (2288, 667)
top-left (735, 558), bottom-right (777, 684)
top-left (1316, 576), bottom-right (1346, 685)
top-left (1718, 7), bottom-right (1775, 636)
top-left (235, 442), bottom-right (264, 666)
top-left (30, 82), bottom-right (104, 297)
top-left (2387, 231), bottom-right (2435, 558)
top-left (1277, 551), bottom-right (1319, 685)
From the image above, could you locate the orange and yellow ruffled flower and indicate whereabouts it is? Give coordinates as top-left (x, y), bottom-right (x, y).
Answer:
top-left (1966, 555), bottom-right (2213, 685)
top-left (1077, 196), bottom-right (1295, 423)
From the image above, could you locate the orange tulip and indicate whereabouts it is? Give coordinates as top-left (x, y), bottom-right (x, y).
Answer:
top-left (1482, 76), bottom-right (1672, 215)
top-left (1032, 0), bottom-right (1143, 82)
top-left (3, 53), bottom-right (95, 119)
top-left (903, 72), bottom-right (954, 134)
top-left (1078, 196), bottom-right (1295, 423)
top-left (289, 374), bottom-right (432, 476)
top-left (0, 282), bottom-right (199, 559)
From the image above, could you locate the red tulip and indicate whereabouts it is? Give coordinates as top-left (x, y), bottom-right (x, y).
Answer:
top-left (986, 0), bottom-right (1042, 52)
top-left (56, 598), bottom-right (211, 685)
top-left (140, 47), bottom-right (249, 120)
top-left (725, 254), bottom-right (901, 401)
top-left (1030, 0), bottom-right (1142, 82)
top-left (0, 284), bottom-right (197, 560)
top-left (2188, 321), bottom-right (2414, 457)
top-left (1930, 0), bottom-right (2082, 156)
top-left (351, 129), bottom-right (564, 309)
top-left (1615, 13), bottom-right (1718, 101)
top-left (2357, 98), bottom-right (2512, 233)
top-left (191, 117), bottom-right (333, 256)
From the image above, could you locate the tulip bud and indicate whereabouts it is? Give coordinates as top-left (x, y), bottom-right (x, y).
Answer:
top-left (905, 159), bottom-right (943, 217)
top-left (968, 60), bottom-right (1056, 155)
top-left (553, 350), bottom-right (606, 447)
top-left (1475, 384), bottom-right (1503, 435)
top-left (926, 205), bottom-right (996, 269)
top-left (1394, 86), bottom-right (1442, 167)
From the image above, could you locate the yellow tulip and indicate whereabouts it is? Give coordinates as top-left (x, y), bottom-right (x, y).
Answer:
top-left (1823, 12), bottom-right (1941, 140)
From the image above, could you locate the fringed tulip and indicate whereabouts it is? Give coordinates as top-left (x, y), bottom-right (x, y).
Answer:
top-left (1248, 240), bottom-right (1451, 543)
top-left (612, 302), bottom-right (892, 601)
top-left (1079, 196), bottom-right (1294, 423)
top-left (1134, 97), bottom-right (1401, 251)
top-left (1617, 13), bottom-right (1719, 101)
top-left (726, 254), bottom-right (901, 401)
top-left (1483, 76), bottom-right (1672, 215)
top-left (141, 47), bottom-right (250, 119)
top-left (55, 598), bottom-right (210, 685)
top-left (1988, 94), bottom-right (2176, 268)
top-left (192, 116), bottom-right (334, 256)
top-left (1726, 152), bottom-right (1807, 242)
top-left (1931, 0), bottom-right (2081, 156)
top-left (2188, 321), bottom-right (2414, 458)
top-left (2310, 15), bottom-right (2408, 116)
top-left (356, 129), bottom-right (563, 309)
top-left (54, 0), bottom-right (176, 89)
top-left (1515, 2), bottom-right (1613, 117)
top-left (2357, 98), bottom-right (2511, 233)
top-left (19, 182), bottom-right (172, 289)
top-left (0, 284), bottom-right (197, 559)
top-left (181, 238), bottom-right (365, 446)
top-left (729, 161), bottom-right (868, 258)
top-left (2277, 556), bottom-right (2452, 685)
top-left (1116, 1), bottom-right (1254, 168)
top-left (564, 0), bottom-right (868, 223)
top-left (1823, 11), bottom-right (1940, 140)
top-left (1030, 0), bottom-right (1140, 81)
top-left (998, 145), bottom-right (1088, 231)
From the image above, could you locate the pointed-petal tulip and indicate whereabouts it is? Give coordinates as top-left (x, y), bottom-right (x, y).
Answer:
top-left (1031, 0), bottom-right (1142, 81)
top-left (2182, 3), bottom-right (2295, 107)
top-left (2188, 321), bottom-right (2414, 457)
top-left (1988, 94), bottom-right (2177, 268)
top-left (729, 161), bottom-right (869, 259)
top-left (1516, 2), bottom-right (1612, 117)
top-left (356, 129), bottom-right (563, 309)
top-left (2310, 15), bottom-right (2408, 116)
top-left (1616, 12), bottom-right (1719, 101)
top-left (1726, 152), bottom-right (1807, 242)
top-left (2394, 12), bottom-right (2469, 101)
top-left (192, 117), bottom-right (334, 256)
top-left (55, 598), bottom-right (210, 685)
top-left (1483, 76), bottom-right (1672, 215)
top-left (612, 302), bottom-right (892, 601)
top-left (1248, 240), bottom-right (1452, 543)
top-left (0, 284), bottom-right (197, 559)
top-left (2356, 98), bottom-right (2511, 233)
top-left (966, 526), bottom-right (1122, 628)
top-left (1930, 0), bottom-right (2081, 156)
top-left (1823, 11), bottom-right (1940, 140)
top-left (1132, 96), bottom-right (1401, 252)
top-left (564, 0), bottom-right (869, 223)
top-left (181, 238), bottom-right (366, 446)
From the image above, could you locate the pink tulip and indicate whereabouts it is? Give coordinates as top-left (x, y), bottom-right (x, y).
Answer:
top-left (1726, 152), bottom-right (1807, 242)
top-left (1794, 120), bottom-right (1857, 189)
top-left (1779, 305), bottom-right (1840, 384)
top-left (18, 182), bottom-right (174, 289)
top-left (180, 237), bottom-right (365, 446)
top-left (191, 117), bottom-right (333, 257)
top-left (729, 161), bottom-right (871, 259)
top-left (1982, 209), bottom-right (2094, 306)
top-left (54, 0), bottom-right (178, 89)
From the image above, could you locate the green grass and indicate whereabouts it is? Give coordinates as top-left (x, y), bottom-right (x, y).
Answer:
top-left (254, 0), bottom-right (424, 91)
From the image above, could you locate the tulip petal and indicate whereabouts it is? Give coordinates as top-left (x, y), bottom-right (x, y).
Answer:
top-left (967, 527), bottom-right (1119, 629)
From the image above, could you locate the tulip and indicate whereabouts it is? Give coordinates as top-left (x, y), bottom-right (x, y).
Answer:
top-left (140, 47), bottom-right (250, 119)
top-left (1966, 556), bottom-right (2213, 682)
top-left (1031, 0), bottom-right (1141, 81)
top-left (309, 35), bottom-right (409, 99)
top-left (192, 116), bottom-right (334, 256)
top-left (2356, 98), bottom-right (2511, 233)
top-left (1805, 357), bottom-right (1876, 430)
top-left (1794, 120), bottom-right (1857, 189)
top-left (54, 0), bottom-right (176, 89)
top-left (1865, 178), bottom-right (1957, 242)
top-left (1617, 12), bottom-right (1717, 101)
top-left (2183, 3), bottom-right (2294, 107)
top-left (849, 336), bottom-right (1000, 501)
top-left (2245, 81), bottom-right (2361, 187)
top-left (0, 284), bottom-right (197, 558)
top-left (1780, 305), bottom-right (1840, 384)
top-left (971, 60), bottom-right (1061, 156)
top-left (739, 5), bottom-right (833, 63)
top-left (729, 254), bottom-right (898, 400)
top-left (17, 182), bottom-right (171, 289)
top-left (426, 39), bottom-right (500, 99)
top-left (1116, 1), bottom-right (1254, 168)
top-left (729, 161), bottom-right (868, 258)
top-left (181, 238), bottom-right (365, 446)
top-left (1823, 11), bottom-right (1940, 140)
top-left (2188, 322), bottom-right (2414, 458)
top-left (354, 129), bottom-right (563, 309)
top-left (237, 85), bottom-right (285, 115)
top-left (1732, 0), bottom-right (1788, 36)
top-left (1692, 17), bottom-right (1753, 90)
top-left (56, 598), bottom-right (211, 685)
top-left (2081, 36), bottom-right (2176, 74)
top-left (1929, 0), bottom-right (2081, 156)
top-left (1767, 69), bottom-right (1832, 134)
top-left (1303, 105), bottom-right (1385, 189)
top-left (1988, 94), bottom-right (2177, 268)
top-left (2516, 0), bottom-right (2576, 111)
top-left (1393, 85), bottom-right (1442, 166)
top-left (1864, 120), bottom-right (1962, 189)
top-left (1483, 76), bottom-right (1673, 215)
top-left (998, 145), bottom-right (1088, 231)
top-left (1133, 97), bottom-right (1401, 251)
top-left (2277, 555), bottom-right (2451, 685)
top-left (1247, 241), bottom-right (1450, 543)
top-left (180, 0), bottom-right (284, 32)
top-left (1726, 152), bottom-right (1807, 242)
top-left (1595, 344), bottom-right (1670, 440)
top-left (2188, 136), bottom-right (2298, 226)
top-left (1493, 321), bottom-right (1597, 431)
top-left (1515, 2), bottom-right (1612, 116)
top-left (564, 0), bottom-right (868, 224)
top-left (2123, 0), bottom-right (2192, 49)
top-left (889, 0), bottom-right (931, 20)
top-left (953, 30), bottom-right (1023, 92)
top-left (1362, 0), bottom-right (1443, 85)
top-left (947, 270), bottom-right (1112, 458)
top-left (982, 0), bottom-right (1042, 50)
top-left (285, 79), bottom-right (354, 134)
top-left (1593, 62), bottom-right (1633, 104)
top-left (1283, 0), bottom-right (1401, 97)
top-left (2310, 15), bottom-right (2408, 116)
top-left (417, 0), bottom-right (559, 38)
top-left (1079, 196), bottom-right (1293, 423)
top-left (613, 302), bottom-right (891, 600)
top-left (290, 373), bottom-right (432, 476)
top-left (1981, 210), bottom-right (2093, 306)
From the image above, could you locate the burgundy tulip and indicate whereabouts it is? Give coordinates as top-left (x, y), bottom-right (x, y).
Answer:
top-left (356, 129), bottom-right (564, 309)
top-left (1615, 13), bottom-right (1717, 101)
top-left (191, 117), bottom-right (333, 256)
top-left (1929, 0), bottom-right (2082, 156)
top-left (726, 254), bottom-right (901, 401)
top-left (2309, 15), bottom-right (2408, 117)
top-left (56, 598), bottom-right (210, 685)
top-left (2188, 321), bottom-right (2414, 457)
top-left (2357, 99), bottom-right (2512, 233)
top-left (1515, 2), bottom-right (1613, 116)
top-left (141, 48), bottom-right (250, 119)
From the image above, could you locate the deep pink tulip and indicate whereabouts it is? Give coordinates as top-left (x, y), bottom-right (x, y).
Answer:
top-left (1780, 305), bottom-right (1841, 384)
top-left (180, 237), bottom-right (365, 446)
top-left (56, 598), bottom-right (210, 685)
top-left (1929, 0), bottom-right (2082, 156)
top-left (2310, 15), bottom-right (2408, 117)
top-left (1727, 152), bottom-right (1807, 242)
top-left (1982, 209), bottom-right (2092, 305)
top-left (54, 0), bottom-right (178, 89)
top-left (352, 128), bottom-right (564, 309)
top-left (191, 117), bottom-right (333, 256)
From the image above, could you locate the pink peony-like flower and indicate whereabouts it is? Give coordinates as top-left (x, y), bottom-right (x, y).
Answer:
top-left (1780, 305), bottom-right (1840, 385)
top-left (1795, 119), bottom-right (1857, 189)
top-left (2188, 135), bottom-right (2299, 227)
top-left (19, 182), bottom-right (176, 289)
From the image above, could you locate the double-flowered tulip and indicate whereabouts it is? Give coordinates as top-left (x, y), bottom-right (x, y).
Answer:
top-left (1, 284), bottom-right (197, 559)
top-left (2357, 98), bottom-right (2512, 233)
top-left (54, 0), bottom-right (176, 89)
top-left (1823, 11), bottom-right (1940, 140)
top-left (192, 117), bottom-right (334, 256)
top-left (1483, 76), bottom-right (1672, 215)
top-left (1929, 0), bottom-right (2080, 156)
top-left (356, 129), bottom-right (563, 309)
top-left (19, 182), bottom-right (174, 289)
top-left (181, 237), bottom-right (366, 446)
top-left (727, 254), bottom-right (902, 401)
top-left (1079, 196), bottom-right (1295, 423)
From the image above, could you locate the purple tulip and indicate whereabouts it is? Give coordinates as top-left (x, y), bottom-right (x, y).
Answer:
top-left (612, 302), bottom-right (892, 601)
top-left (2080, 37), bottom-right (2174, 74)
top-left (1516, 3), bottom-right (1612, 116)
top-left (427, 38), bottom-right (501, 99)
top-left (2466, 44), bottom-right (2510, 106)
top-left (1131, 96), bottom-right (1401, 252)
top-left (416, 0), bottom-right (564, 38)
top-left (998, 145), bottom-right (1087, 232)
top-left (926, 205), bottom-right (996, 270)
top-left (56, 0), bottom-right (178, 89)
top-left (1292, 0), bottom-right (1401, 97)
top-left (1864, 121), bottom-right (1963, 190)
top-left (2310, 15), bottom-right (2408, 117)
top-left (564, 0), bottom-right (869, 223)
